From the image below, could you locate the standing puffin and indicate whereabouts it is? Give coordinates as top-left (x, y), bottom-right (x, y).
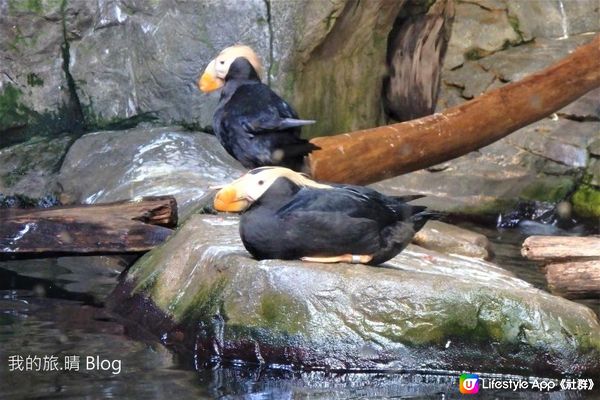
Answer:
top-left (213, 167), bottom-right (430, 266)
top-left (198, 45), bottom-right (319, 171)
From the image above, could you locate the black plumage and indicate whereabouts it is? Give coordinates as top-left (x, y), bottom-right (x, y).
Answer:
top-left (236, 175), bottom-right (430, 266)
top-left (213, 57), bottom-right (318, 171)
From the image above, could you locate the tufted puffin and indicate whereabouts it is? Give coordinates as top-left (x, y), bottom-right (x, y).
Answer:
top-left (213, 167), bottom-right (431, 266)
top-left (198, 45), bottom-right (319, 171)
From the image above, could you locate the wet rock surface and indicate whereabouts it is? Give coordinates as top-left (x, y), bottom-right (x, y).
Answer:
top-left (413, 220), bottom-right (491, 259)
top-left (56, 126), bottom-right (244, 219)
top-left (389, 19), bottom-right (600, 214)
top-left (109, 214), bottom-right (600, 376)
top-left (0, 0), bottom-right (403, 142)
top-left (0, 136), bottom-right (72, 197)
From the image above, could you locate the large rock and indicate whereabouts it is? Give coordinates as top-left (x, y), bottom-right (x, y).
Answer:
top-left (0, 0), bottom-right (92, 145)
top-left (271, 0), bottom-right (405, 137)
top-left (109, 214), bottom-right (600, 376)
top-left (56, 126), bottom-right (243, 218)
top-left (1, 0), bottom-right (410, 143)
top-left (397, 31), bottom-right (599, 214)
top-left (69, 0), bottom-right (271, 126)
top-left (0, 135), bottom-right (71, 197)
top-left (444, 0), bottom-right (521, 70)
top-left (507, 0), bottom-right (600, 40)
top-left (422, 0), bottom-right (599, 215)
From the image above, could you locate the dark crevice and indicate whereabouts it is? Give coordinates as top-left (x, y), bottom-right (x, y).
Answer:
top-left (60, 0), bottom-right (85, 135)
top-left (263, 0), bottom-right (274, 85)
top-left (556, 113), bottom-right (600, 122)
top-left (458, 0), bottom-right (505, 12)
top-left (382, 0), bottom-right (453, 122)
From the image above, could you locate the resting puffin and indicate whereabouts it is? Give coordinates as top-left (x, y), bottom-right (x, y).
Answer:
top-left (213, 167), bottom-right (430, 266)
top-left (198, 45), bottom-right (318, 171)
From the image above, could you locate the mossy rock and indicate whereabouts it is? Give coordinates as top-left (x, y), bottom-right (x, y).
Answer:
top-left (109, 214), bottom-right (600, 376)
top-left (572, 183), bottom-right (600, 218)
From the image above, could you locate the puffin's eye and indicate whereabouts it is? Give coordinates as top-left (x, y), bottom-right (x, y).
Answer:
top-left (258, 180), bottom-right (264, 185)
top-left (220, 61), bottom-right (225, 65)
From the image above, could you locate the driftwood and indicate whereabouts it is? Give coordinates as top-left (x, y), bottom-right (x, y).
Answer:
top-left (308, 34), bottom-right (600, 184)
top-left (0, 196), bottom-right (177, 259)
top-left (521, 236), bottom-right (600, 261)
top-left (545, 260), bottom-right (600, 300)
top-left (521, 235), bottom-right (600, 300)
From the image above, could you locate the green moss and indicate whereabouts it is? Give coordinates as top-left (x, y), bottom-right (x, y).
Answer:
top-left (0, 84), bottom-right (33, 131)
top-left (8, 0), bottom-right (43, 13)
top-left (84, 106), bottom-right (158, 131)
top-left (26, 73), bottom-right (44, 87)
top-left (259, 292), bottom-right (308, 334)
top-left (520, 176), bottom-right (574, 203)
top-left (175, 278), bottom-right (228, 324)
top-left (464, 47), bottom-right (489, 61)
top-left (3, 165), bottom-right (30, 187)
top-left (572, 182), bottom-right (600, 217)
top-left (449, 198), bottom-right (518, 216)
top-left (507, 13), bottom-right (525, 43)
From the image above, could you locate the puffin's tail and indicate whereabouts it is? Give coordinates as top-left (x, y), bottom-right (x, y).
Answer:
top-left (410, 209), bottom-right (443, 232)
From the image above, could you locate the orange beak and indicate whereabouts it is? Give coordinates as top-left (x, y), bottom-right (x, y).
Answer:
top-left (198, 61), bottom-right (224, 93)
top-left (214, 186), bottom-right (249, 212)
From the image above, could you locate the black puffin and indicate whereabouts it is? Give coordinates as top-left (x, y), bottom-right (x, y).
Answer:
top-left (198, 45), bottom-right (318, 171)
top-left (213, 167), bottom-right (431, 266)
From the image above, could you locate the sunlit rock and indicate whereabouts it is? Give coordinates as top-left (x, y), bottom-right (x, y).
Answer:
top-left (56, 126), bottom-right (243, 219)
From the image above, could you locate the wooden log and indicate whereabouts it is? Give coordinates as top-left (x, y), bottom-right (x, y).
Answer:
top-left (0, 196), bottom-right (177, 259)
top-left (521, 236), bottom-right (600, 261)
top-left (545, 260), bottom-right (600, 299)
top-left (308, 34), bottom-right (600, 184)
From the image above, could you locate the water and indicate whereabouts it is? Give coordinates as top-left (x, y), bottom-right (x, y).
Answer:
top-left (0, 223), bottom-right (598, 399)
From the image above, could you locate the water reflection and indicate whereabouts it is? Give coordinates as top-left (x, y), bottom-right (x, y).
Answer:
top-left (0, 221), bottom-right (598, 399)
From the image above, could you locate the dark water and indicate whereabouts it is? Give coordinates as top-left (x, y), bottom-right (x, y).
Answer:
top-left (0, 225), bottom-right (598, 399)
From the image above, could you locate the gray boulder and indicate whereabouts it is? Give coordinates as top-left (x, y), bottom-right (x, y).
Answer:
top-left (56, 126), bottom-right (243, 218)
top-left (391, 28), bottom-right (599, 214)
top-left (0, 135), bottom-right (72, 197)
top-left (1, 0), bottom-right (407, 142)
top-left (0, 0), bottom-right (92, 142)
top-left (414, 220), bottom-right (491, 259)
top-left (109, 214), bottom-right (600, 375)
top-left (69, 0), bottom-right (271, 126)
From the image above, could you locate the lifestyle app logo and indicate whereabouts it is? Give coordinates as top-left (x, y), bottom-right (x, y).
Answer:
top-left (460, 373), bottom-right (479, 394)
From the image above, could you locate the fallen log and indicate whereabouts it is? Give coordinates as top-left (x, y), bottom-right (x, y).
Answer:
top-left (521, 236), bottom-right (600, 261)
top-left (545, 260), bottom-right (600, 300)
top-left (308, 34), bottom-right (600, 184)
top-left (0, 196), bottom-right (177, 259)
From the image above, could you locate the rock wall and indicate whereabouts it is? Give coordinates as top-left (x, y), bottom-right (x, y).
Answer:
top-left (378, 0), bottom-right (600, 216)
top-left (0, 0), bottom-right (416, 144)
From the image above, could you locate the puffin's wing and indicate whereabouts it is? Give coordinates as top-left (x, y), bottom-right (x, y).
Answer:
top-left (276, 187), bottom-right (397, 228)
top-left (281, 210), bottom-right (381, 255)
top-left (229, 84), bottom-right (315, 134)
top-left (239, 111), bottom-right (315, 134)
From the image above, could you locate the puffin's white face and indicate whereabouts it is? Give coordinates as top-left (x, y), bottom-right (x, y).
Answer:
top-left (214, 167), bottom-right (331, 212)
top-left (198, 45), bottom-right (263, 93)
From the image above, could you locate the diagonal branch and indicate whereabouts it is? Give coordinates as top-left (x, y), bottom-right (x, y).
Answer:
top-left (308, 34), bottom-right (600, 185)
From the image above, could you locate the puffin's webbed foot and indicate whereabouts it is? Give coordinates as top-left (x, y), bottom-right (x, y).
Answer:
top-left (300, 254), bottom-right (373, 264)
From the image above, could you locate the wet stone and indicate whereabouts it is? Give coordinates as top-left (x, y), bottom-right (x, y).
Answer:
top-left (413, 220), bottom-right (491, 259)
top-left (56, 126), bottom-right (244, 219)
top-left (109, 214), bottom-right (600, 376)
top-left (0, 135), bottom-right (72, 197)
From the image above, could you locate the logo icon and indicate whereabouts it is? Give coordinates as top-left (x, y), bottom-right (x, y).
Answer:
top-left (460, 373), bottom-right (479, 394)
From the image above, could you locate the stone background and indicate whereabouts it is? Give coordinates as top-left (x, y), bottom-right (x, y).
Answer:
top-left (0, 0), bottom-right (599, 215)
